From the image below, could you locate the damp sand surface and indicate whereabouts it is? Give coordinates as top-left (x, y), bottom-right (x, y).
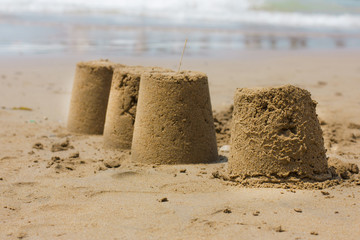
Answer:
top-left (1, 50), bottom-right (360, 239)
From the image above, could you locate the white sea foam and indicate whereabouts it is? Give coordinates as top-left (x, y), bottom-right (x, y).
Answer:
top-left (1, 0), bottom-right (360, 29)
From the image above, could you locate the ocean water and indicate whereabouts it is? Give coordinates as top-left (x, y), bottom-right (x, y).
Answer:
top-left (1, 0), bottom-right (360, 56)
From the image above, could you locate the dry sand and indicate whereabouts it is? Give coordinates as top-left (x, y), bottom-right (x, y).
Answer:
top-left (0, 50), bottom-right (360, 239)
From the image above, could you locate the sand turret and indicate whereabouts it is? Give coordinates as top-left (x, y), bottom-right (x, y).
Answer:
top-left (229, 85), bottom-right (329, 180)
top-left (67, 60), bottom-right (119, 134)
top-left (103, 66), bottom-right (172, 149)
top-left (131, 71), bottom-right (218, 164)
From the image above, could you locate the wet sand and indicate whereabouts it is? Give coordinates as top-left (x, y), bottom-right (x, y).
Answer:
top-left (0, 50), bottom-right (360, 239)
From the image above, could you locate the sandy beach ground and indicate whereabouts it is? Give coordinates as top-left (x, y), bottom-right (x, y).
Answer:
top-left (1, 49), bottom-right (360, 239)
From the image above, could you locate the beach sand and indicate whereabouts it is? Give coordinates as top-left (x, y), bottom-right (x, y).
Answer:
top-left (0, 50), bottom-right (360, 239)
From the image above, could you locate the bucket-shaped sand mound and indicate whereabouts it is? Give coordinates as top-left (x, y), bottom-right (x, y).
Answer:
top-left (229, 85), bottom-right (329, 180)
top-left (67, 60), bottom-right (119, 134)
top-left (131, 71), bottom-right (218, 164)
top-left (103, 66), bottom-right (172, 149)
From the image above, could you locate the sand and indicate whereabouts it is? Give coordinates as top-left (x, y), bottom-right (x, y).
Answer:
top-left (103, 66), bottom-right (172, 149)
top-left (131, 71), bottom-right (218, 164)
top-left (67, 60), bottom-right (119, 135)
top-left (0, 50), bottom-right (360, 239)
top-left (229, 85), bottom-right (328, 181)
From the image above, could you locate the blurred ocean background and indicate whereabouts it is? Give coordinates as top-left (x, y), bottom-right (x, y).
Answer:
top-left (1, 0), bottom-right (360, 55)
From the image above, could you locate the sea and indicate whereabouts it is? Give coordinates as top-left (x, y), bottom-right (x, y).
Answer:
top-left (1, 0), bottom-right (360, 56)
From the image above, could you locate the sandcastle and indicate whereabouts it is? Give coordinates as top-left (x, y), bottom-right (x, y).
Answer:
top-left (131, 71), bottom-right (218, 164)
top-left (229, 85), bottom-right (329, 181)
top-left (103, 66), bottom-right (172, 149)
top-left (67, 60), bottom-right (120, 134)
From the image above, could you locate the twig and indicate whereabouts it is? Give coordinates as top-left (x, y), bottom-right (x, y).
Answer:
top-left (178, 38), bottom-right (188, 73)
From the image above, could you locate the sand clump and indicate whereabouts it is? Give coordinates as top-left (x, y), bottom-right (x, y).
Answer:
top-left (131, 71), bottom-right (218, 164)
top-left (328, 157), bottom-right (359, 179)
top-left (51, 138), bottom-right (73, 152)
top-left (103, 66), bottom-right (173, 149)
top-left (67, 60), bottom-right (122, 135)
top-left (229, 85), bottom-right (330, 183)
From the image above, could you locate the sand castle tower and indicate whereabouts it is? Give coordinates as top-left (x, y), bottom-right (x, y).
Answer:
top-left (67, 60), bottom-right (119, 134)
top-left (131, 71), bottom-right (218, 164)
top-left (229, 85), bottom-right (329, 180)
top-left (103, 66), bottom-right (171, 149)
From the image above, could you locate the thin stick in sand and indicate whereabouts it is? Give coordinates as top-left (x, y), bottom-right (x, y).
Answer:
top-left (178, 38), bottom-right (188, 73)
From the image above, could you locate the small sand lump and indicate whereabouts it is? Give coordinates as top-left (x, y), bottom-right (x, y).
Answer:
top-left (229, 85), bottom-right (329, 181)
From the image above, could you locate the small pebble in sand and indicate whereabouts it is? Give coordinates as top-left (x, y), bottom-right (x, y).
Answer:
top-left (97, 164), bottom-right (107, 171)
top-left (17, 232), bottom-right (27, 239)
top-left (223, 208), bottom-right (232, 214)
top-left (104, 159), bottom-right (121, 168)
top-left (335, 211), bottom-right (339, 214)
top-left (52, 156), bottom-right (61, 162)
top-left (294, 208), bottom-right (302, 213)
top-left (219, 145), bottom-right (230, 152)
top-left (310, 231), bottom-right (319, 235)
top-left (180, 169), bottom-right (187, 173)
top-left (0, 177), bottom-right (3, 181)
top-left (321, 191), bottom-right (330, 196)
top-left (69, 152), bottom-right (80, 158)
top-left (211, 171), bottom-right (221, 179)
top-left (320, 120), bottom-right (327, 125)
top-left (253, 211), bottom-right (260, 216)
top-left (32, 142), bottom-right (44, 150)
top-left (159, 198), bottom-right (168, 202)
top-left (275, 226), bottom-right (285, 232)
top-left (51, 139), bottom-right (73, 152)
top-left (66, 166), bottom-right (74, 171)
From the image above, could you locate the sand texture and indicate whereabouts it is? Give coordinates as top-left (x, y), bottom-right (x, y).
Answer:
top-left (229, 85), bottom-right (329, 181)
top-left (1, 51), bottom-right (360, 239)
top-left (67, 60), bottom-right (120, 135)
top-left (131, 71), bottom-right (218, 164)
top-left (103, 66), bottom-right (172, 149)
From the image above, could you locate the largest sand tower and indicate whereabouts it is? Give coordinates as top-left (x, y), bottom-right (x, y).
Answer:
top-left (67, 60), bottom-right (117, 134)
top-left (131, 71), bottom-right (218, 164)
top-left (229, 85), bottom-right (329, 180)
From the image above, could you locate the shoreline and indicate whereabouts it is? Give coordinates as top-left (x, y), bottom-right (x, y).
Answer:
top-left (1, 48), bottom-right (359, 121)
